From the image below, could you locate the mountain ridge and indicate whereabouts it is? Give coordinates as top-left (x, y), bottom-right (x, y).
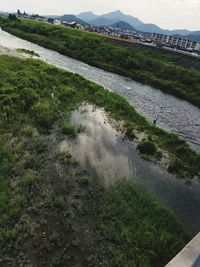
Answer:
top-left (77, 11), bottom-right (98, 22)
top-left (111, 21), bottom-right (134, 31)
top-left (77, 10), bottom-right (200, 39)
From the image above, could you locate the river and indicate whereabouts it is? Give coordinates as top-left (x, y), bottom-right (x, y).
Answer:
top-left (0, 28), bottom-right (200, 151)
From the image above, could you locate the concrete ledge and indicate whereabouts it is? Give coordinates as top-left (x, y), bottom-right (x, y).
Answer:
top-left (166, 233), bottom-right (200, 267)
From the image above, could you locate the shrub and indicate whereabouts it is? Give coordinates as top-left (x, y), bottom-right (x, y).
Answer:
top-left (31, 101), bottom-right (57, 130)
top-left (60, 122), bottom-right (77, 138)
top-left (21, 171), bottom-right (38, 190)
top-left (54, 195), bottom-right (65, 209)
top-left (137, 140), bottom-right (157, 155)
top-left (125, 125), bottom-right (135, 140)
top-left (60, 122), bottom-right (85, 138)
top-left (21, 125), bottom-right (37, 137)
top-left (0, 138), bottom-right (12, 177)
top-left (79, 176), bottom-right (90, 186)
top-left (57, 151), bottom-right (77, 165)
top-left (168, 159), bottom-right (187, 177)
top-left (31, 138), bottom-right (48, 154)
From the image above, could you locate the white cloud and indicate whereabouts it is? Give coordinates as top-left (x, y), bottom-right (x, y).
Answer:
top-left (1, 0), bottom-right (200, 30)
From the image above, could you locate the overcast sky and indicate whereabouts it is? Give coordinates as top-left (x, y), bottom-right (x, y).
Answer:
top-left (1, 0), bottom-right (200, 30)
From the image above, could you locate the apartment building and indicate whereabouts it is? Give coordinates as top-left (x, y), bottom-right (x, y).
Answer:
top-left (151, 33), bottom-right (200, 51)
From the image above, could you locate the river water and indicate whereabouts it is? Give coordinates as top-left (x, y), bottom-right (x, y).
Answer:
top-left (0, 28), bottom-right (200, 151)
top-left (59, 104), bottom-right (200, 235)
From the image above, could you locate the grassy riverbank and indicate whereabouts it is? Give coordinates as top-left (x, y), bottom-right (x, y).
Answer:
top-left (0, 17), bottom-right (200, 107)
top-left (0, 54), bottom-right (190, 266)
top-left (0, 55), bottom-right (199, 177)
top-left (17, 48), bottom-right (40, 57)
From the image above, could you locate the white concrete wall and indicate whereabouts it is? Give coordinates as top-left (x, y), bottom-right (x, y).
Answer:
top-left (166, 233), bottom-right (200, 267)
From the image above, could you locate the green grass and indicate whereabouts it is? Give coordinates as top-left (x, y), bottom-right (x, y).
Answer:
top-left (79, 175), bottom-right (90, 186)
top-left (59, 121), bottom-right (85, 138)
top-left (0, 17), bottom-right (200, 106)
top-left (0, 54), bottom-right (191, 266)
top-left (17, 48), bottom-right (40, 57)
top-left (86, 179), bottom-right (189, 267)
top-left (137, 140), bottom-right (157, 155)
top-left (57, 150), bottom-right (78, 165)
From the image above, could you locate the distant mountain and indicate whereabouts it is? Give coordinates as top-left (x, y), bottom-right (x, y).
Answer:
top-left (171, 29), bottom-right (192, 36)
top-left (89, 10), bottom-right (143, 28)
top-left (184, 31), bottom-right (200, 42)
top-left (58, 14), bottom-right (86, 25)
top-left (77, 11), bottom-right (99, 22)
top-left (135, 24), bottom-right (200, 41)
top-left (135, 23), bottom-right (162, 33)
top-left (111, 21), bottom-right (134, 31)
top-left (0, 11), bottom-right (7, 15)
top-left (102, 10), bottom-right (143, 27)
top-left (45, 15), bottom-right (59, 19)
top-left (90, 17), bottom-right (113, 26)
top-left (58, 10), bottom-right (200, 39)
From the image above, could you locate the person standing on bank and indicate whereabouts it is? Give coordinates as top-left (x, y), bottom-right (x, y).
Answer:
top-left (153, 118), bottom-right (157, 125)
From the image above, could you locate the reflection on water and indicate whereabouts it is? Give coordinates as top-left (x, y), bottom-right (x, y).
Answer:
top-left (58, 105), bottom-right (200, 235)
top-left (0, 28), bottom-right (199, 151)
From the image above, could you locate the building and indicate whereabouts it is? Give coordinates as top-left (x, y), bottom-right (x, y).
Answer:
top-left (53, 19), bottom-right (61, 25)
top-left (151, 33), bottom-right (200, 51)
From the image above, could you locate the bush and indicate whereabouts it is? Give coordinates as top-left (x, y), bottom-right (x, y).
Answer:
top-left (79, 176), bottom-right (90, 186)
top-left (21, 171), bottom-right (38, 190)
top-left (60, 122), bottom-right (85, 138)
top-left (60, 122), bottom-right (77, 138)
top-left (137, 140), bottom-right (157, 155)
top-left (0, 138), bottom-right (12, 177)
top-left (53, 195), bottom-right (65, 209)
top-left (21, 125), bottom-right (37, 137)
top-left (125, 125), bottom-right (135, 140)
top-left (168, 159), bottom-right (187, 177)
top-left (57, 151), bottom-right (77, 165)
top-left (31, 101), bottom-right (57, 130)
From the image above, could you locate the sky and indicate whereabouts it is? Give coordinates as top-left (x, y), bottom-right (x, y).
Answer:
top-left (1, 0), bottom-right (200, 30)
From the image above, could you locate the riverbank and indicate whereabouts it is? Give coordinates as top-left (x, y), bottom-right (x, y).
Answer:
top-left (0, 54), bottom-right (189, 266)
top-left (0, 44), bottom-right (24, 58)
top-left (0, 17), bottom-right (200, 107)
top-left (1, 52), bottom-right (200, 178)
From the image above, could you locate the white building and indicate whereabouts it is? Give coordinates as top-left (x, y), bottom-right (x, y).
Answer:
top-left (151, 33), bottom-right (200, 51)
top-left (53, 20), bottom-right (61, 26)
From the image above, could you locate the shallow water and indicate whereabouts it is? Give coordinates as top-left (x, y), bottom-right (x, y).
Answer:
top-left (58, 105), bottom-right (200, 235)
top-left (0, 28), bottom-right (199, 151)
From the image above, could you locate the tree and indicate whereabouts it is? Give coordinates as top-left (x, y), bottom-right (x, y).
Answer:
top-left (17, 9), bottom-right (21, 16)
top-left (8, 14), bottom-right (17, 21)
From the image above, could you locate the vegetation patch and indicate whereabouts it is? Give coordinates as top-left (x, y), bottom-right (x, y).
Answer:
top-left (0, 17), bottom-right (200, 106)
top-left (137, 140), bottom-right (157, 155)
top-left (59, 121), bottom-right (85, 138)
top-left (0, 55), bottom-right (199, 180)
top-left (79, 175), bottom-right (90, 186)
top-left (17, 48), bottom-right (40, 57)
top-left (85, 179), bottom-right (189, 267)
top-left (0, 54), bottom-right (191, 266)
top-left (57, 150), bottom-right (78, 166)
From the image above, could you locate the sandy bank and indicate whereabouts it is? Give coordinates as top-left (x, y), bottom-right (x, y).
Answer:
top-left (0, 45), bottom-right (24, 58)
